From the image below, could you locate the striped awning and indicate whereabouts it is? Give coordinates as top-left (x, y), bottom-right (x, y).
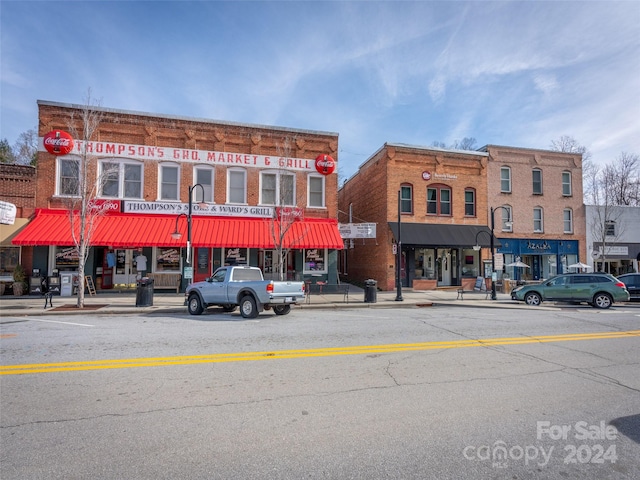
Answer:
top-left (12, 209), bottom-right (344, 249)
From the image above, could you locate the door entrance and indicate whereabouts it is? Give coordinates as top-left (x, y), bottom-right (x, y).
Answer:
top-left (112, 249), bottom-right (138, 286)
top-left (194, 247), bottom-right (212, 282)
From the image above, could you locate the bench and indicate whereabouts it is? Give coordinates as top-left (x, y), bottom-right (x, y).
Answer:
top-left (147, 273), bottom-right (181, 293)
top-left (457, 287), bottom-right (490, 300)
top-left (305, 283), bottom-right (350, 303)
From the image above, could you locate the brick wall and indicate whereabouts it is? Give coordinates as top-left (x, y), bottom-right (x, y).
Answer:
top-left (339, 144), bottom-right (489, 290)
top-left (0, 164), bottom-right (37, 219)
top-left (36, 102), bottom-right (339, 218)
top-left (485, 145), bottom-right (586, 261)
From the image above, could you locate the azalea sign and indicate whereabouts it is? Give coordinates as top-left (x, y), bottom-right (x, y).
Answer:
top-left (43, 130), bottom-right (74, 155)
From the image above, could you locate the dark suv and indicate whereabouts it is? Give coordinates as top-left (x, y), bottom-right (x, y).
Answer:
top-left (618, 273), bottom-right (640, 301)
top-left (511, 273), bottom-right (630, 309)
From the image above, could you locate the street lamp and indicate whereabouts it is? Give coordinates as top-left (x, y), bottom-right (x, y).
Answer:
top-left (473, 229), bottom-right (492, 280)
top-left (489, 206), bottom-right (512, 300)
top-left (170, 184), bottom-right (207, 290)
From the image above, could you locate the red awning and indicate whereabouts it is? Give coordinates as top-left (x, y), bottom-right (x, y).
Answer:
top-left (12, 209), bottom-right (344, 249)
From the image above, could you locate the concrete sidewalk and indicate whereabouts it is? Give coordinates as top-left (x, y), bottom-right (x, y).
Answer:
top-left (0, 285), bottom-right (552, 317)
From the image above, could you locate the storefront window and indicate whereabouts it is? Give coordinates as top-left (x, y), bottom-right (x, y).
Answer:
top-left (224, 247), bottom-right (248, 265)
top-left (155, 247), bottom-right (181, 272)
top-left (304, 249), bottom-right (327, 273)
top-left (55, 246), bottom-right (79, 271)
top-left (0, 246), bottom-right (20, 280)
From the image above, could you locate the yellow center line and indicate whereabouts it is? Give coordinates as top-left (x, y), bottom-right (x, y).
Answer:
top-left (2, 330), bottom-right (639, 375)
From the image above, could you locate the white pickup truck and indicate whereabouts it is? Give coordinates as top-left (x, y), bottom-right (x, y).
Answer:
top-left (185, 266), bottom-right (306, 318)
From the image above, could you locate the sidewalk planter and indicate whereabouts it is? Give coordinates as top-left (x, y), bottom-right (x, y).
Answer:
top-left (12, 265), bottom-right (26, 296)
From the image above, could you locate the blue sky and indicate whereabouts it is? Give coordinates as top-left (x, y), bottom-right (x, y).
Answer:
top-left (1, 1), bottom-right (639, 179)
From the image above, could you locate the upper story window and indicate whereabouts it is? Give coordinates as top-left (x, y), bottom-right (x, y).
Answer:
top-left (100, 160), bottom-right (143, 199)
top-left (563, 208), bottom-right (573, 233)
top-left (533, 207), bottom-right (544, 232)
top-left (57, 157), bottom-right (80, 197)
top-left (260, 171), bottom-right (295, 206)
top-left (605, 221), bottom-right (616, 236)
top-left (500, 205), bottom-right (513, 232)
top-left (193, 166), bottom-right (214, 203)
top-left (464, 188), bottom-right (476, 217)
top-left (562, 171), bottom-right (572, 196)
top-left (500, 167), bottom-right (511, 193)
top-left (427, 184), bottom-right (451, 216)
top-left (228, 168), bottom-right (247, 204)
top-left (532, 169), bottom-right (543, 195)
top-left (400, 184), bottom-right (413, 214)
top-left (159, 163), bottom-right (179, 201)
top-left (308, 174), bottom-right (325, 208)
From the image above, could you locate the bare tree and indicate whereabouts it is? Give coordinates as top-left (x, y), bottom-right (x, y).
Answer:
top-left (604, 152), bottom-right (640, 206)
top-left (431, 138), bottom-right (478, 151)
top-left (13, 128), bottom-right (39, 166)
top-left (0, 139), bottom-right (15, 164)
top-left (266, 137), bottom-right (310, 281)
top-left (62, 89), bottom-right (110, 308)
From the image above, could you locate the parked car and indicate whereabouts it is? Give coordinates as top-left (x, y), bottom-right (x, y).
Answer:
top-left (185, 266), bottom-right (305, 317)
top-left (617, 273), bottom-right (640, 301)
top-left (511, 273), bottom-right (629, 309)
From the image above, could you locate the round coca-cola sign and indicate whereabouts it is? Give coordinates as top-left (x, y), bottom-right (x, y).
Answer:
top-left (43, 130), bottom-right (74, 155)
top-left (315, 154), bottom-right (336, 175)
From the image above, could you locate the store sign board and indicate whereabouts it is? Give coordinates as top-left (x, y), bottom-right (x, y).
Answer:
top-left (41, 138), bottom-right (320, 172)
top-left (0, 201), bottom-right (17, 225)
top-left (122, 201), bottom-right (274, 218)
top-left (43, 130), bottom-right (74, 155)
top-left (315, 154), bottom-right (336, 175)
top-left (339, 223), bottom-right (376, 239)
top-left (494, 253), bottom-right (504, 270)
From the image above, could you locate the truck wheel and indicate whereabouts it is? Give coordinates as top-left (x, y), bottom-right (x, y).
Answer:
top-left (273, 305), bottom-right (291, 315)
top-left (188, 294), bottom-right (204, 315)
top-left (240, 295), bottom-right (259, 319)
top-left (221, 304), bottom-right (237, 313)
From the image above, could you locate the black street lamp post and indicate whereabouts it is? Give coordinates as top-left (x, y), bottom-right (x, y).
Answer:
top-left (395, 189), bottom-right (403, 302)
top-left (171, 184), bottom-right (207, 291)
top-left (489, 206), bottom-right (512, 300)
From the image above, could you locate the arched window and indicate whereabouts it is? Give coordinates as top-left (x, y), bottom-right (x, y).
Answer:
top-left (400, 184), bottom-right (413, 214)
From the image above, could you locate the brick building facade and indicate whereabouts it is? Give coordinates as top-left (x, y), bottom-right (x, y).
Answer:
top-left (338, 143), bottom-right (587, 291)
top-left (1, 164), bottom-right (37, 285)
top-left (483, 145), bottom-right (586, 281)
top-left (338, 144), bottom-right (494, 291)
top-left (12, 101), bottom-right (343, 292)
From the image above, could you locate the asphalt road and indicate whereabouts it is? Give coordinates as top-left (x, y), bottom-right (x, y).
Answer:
top-left (1, 305), bottom-right (639, 479)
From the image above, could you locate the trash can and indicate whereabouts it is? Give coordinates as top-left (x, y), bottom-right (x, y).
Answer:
top-left (364, 279), bottom-right (377, 303)
top-left (136, 277), bottom-right (154, 307)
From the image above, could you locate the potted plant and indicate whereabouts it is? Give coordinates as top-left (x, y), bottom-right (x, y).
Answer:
top-left (12, 264), bottom-right (27, 296)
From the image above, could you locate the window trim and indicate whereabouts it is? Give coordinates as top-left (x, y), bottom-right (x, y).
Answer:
top-left (98, 158), bottom-right (144, 199)
top-left (532, 168), bottom-right (543, 195)
top-left (400, 184), bottom-right (413, 215)
top-left (260, 170), bottom-right (296, 206)
top-left (464, 188), bottom-right (476, 217)
top-left (193, 165), bottom-right (214, 203)
top-left (605, 220), bottom-right (616, 237)
top-left (562, 171), bottom-right (572, 197)
top-left (56, 156), bottom-right (81, 197)
top-left (426, 184), bottom-right (452, 216)
top-left (307, 174), bottom-right (325, 208)
top-left (158, 162), bottom-right (180, 201)
top-left (227, 168), bottom-right (247, 205)
top-left (501, 205), bottom-right (513, 232)
top-left (563, 208), bottom-right (573, 234)
top-left (533, 207), bottom-right (544, 233)
top-left (500, 166), bottom-right (512, 193)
